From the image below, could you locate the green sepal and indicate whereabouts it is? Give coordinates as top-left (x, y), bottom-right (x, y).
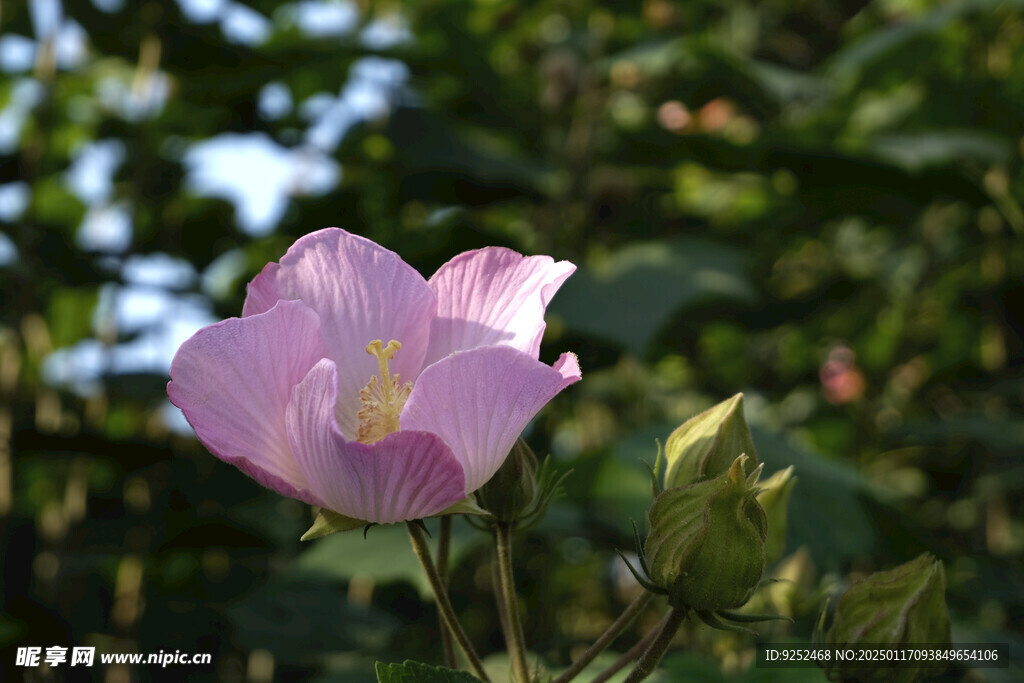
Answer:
top-left (663, 393), bottom-right (758, 489)
top-left (630, 519), bottom-right (651, 576)
top-left (757, 466), bottom-right (797, 566)
top-left (717, 609), bottom-right (794, 624)
top-left (438, 494), bottom-right (489, 518)
top-left (519, 458), bottom-right (573, 530)
top-left (616, 549), bottom-right (667, 595)
top-left (300, 494), bottom-right (488, 542)
top-left (301, 508), bottom-right (367, 541)
top-left (695, 609), bottom-right (757, 634)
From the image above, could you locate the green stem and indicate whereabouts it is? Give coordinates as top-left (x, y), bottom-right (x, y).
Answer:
top-left (407, 522), bottom-right (490, 682)
top-left (623, 607), bottom-right (687, 683)
top-left (494, 522), bottom-right (530, 683)
top-left (490, 555), bottom-right (512, 643)
top-left (437, 516), bottom-right (457, 669)
top-left (590, 617), bottom-right (663, 683)
top-left (553, 591), bottom-right (654, 683)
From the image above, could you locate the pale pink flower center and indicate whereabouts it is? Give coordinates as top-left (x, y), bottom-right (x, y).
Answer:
top-left (357, 339), bottom-right (413, 444)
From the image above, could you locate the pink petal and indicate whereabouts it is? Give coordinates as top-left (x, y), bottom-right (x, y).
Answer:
top-left (286, 359), bottom-right (466, 523)
top-left (242, 228), bottom-right (436, 437)
top-left (402, 346), bottom-right (581, 494)
top-left (424, 248), bottom-right (575, 366)
top-left (168, 300), bottom-right (328, 506)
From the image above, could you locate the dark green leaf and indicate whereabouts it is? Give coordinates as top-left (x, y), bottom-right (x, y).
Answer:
top-left (375, 660), bottom-right (482, 683)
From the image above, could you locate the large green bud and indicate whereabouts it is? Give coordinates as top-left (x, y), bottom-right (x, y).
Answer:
top-left (821, 554), bottom-right (951, 683)
top-left (664, 394), bottom-right (758, 489)
top-left (645, 455), bottom-right (767, 611)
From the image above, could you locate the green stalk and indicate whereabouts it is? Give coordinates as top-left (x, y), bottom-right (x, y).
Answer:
top-left (437, 516), bottom-right (457, 669)
top-left (407, 522), bottom-right (490, 682)
top-left (553, 591), bottom-right (655, 683)
top-left (494, 522), bottom-right (530, 683)
top-left (590, 618), bottom-right (663, 683)
top-left (622, 607), bottom-right (687, 683)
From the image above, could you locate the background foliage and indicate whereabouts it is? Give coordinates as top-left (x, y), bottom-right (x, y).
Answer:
top-left (1, 0), bottom-right (1022, 680)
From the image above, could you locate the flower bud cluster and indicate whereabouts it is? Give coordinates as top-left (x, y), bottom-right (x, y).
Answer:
top-left (620, 394), bottom-right (798, 629)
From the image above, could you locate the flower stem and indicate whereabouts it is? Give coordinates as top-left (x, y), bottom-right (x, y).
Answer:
top-left (493, 522), bottom-right (530, 683)
top-left (622, 607), bottom-right (687, 683)
top-left (590, 618), bottom-right (663, 683)
top-left (437, 515), bottom-right (457, 669)
top-left (407, 522), bottom-right (490, 682)
top-left (553, 591), bottom-right (655, 683)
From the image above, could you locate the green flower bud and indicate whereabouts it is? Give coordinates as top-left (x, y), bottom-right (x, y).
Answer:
top-left (664, 394), bottom-right (758, 489)
top-left (822, 554), bottom-right (951, 683)
top-left (757, 466), bottom-right (796, 567)
top-left (477, 438), bottom-right (539, 524)
top-left (645, 454), bottom-right (767, 611)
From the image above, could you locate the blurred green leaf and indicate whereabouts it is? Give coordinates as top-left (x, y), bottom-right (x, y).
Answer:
top-left (291, 518), bottom-right (484, 598)
top-left (552, 238), bottom-right (755, 355)
top-left (869, 130), bottom-right (1012, 172)
top-left (824, 0), bottom-right (1024, 85)
top-left (227, 580), bottom-right (399, 665)
top-left (751, 426), bottom-right (882, 570)
top-left (375, 660), bottom-right (482, 683)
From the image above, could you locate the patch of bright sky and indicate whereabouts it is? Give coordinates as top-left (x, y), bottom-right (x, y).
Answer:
top-left (44, 291), bottom-right (217, 397)
top-left (221, 3), bottom-right (272, 46)
top-left (26, 0), bottom-right (88, 70)
top-left (0, 183), bottom-right (30, 221)
top-left (66, 139), bottom-right (125, 205)
top-left (304, 57), bottom-right (409, 152)
top-left (161, 402), bottom-right (194, 435)
top-left (96, 70), bottom-right (170, 121)
top-left (0, 79), bottom-right (45, 154)
top-left (201, 248), bottom-right (248, 301)
top-left (361, 15), bottom-right (411, 50)
top-left (175, 0), bottom-right (270, 46)
top-left (0, 22), bottom-right (87, 73)
top-left (183, 132), bottom-right (339, 235)
top-left (0, 233), bottom-right (18, 267)
top-left (175, 0), bottom-right (227, 24)
top-left (258, 82), bottom-right (293, 120)
top-left (285, 0), bottom-right (359, 38)
top-left (299, 92), bottom-right (336, 121)
top-left (0, 36), bottom-right (37, 73)
top-left (54, 21), bottom-right (88, 69)
top-left (30, 0), bottom-right (411, 426)
top-left (77, 202), bottom-right (132, 253)
top-left (91, 0), bottom-right (126, 12)
top-left (122, 253), bottom-right (197, 289)
top-left (30, 0), bottom-right (62, 39)
top-left (95, 284), bottom-right (190, 334)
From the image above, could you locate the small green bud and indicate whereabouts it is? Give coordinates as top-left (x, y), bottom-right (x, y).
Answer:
top-left (477, 438), bottom-right (539, 524)
top-left (645, 454), bottom-right (767, 611)
top-left (757, 466), bottom-right (796, 566)
top-left (664, 394), bottom-right (758, 489)
top-left (822, 554), bottom-right (951, 683)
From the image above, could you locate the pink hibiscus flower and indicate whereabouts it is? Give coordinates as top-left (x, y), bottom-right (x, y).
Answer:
top-left (168, 228), bottom-right (580, 524)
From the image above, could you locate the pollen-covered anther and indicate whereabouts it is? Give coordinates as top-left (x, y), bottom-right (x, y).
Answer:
top-left (357, 339), bottom-right (413, 444)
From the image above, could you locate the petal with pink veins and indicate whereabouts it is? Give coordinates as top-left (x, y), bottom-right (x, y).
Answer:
top-left (402, 346), bottom-right (581, 494)
top-left (287, 359), bottom-right (466, 523)
top-left (242, 228), bottom-right (437, 437)
top-left (424, 248), bottom-right (575, 365)
top-left (168, 300), bottom-right (328, 506)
